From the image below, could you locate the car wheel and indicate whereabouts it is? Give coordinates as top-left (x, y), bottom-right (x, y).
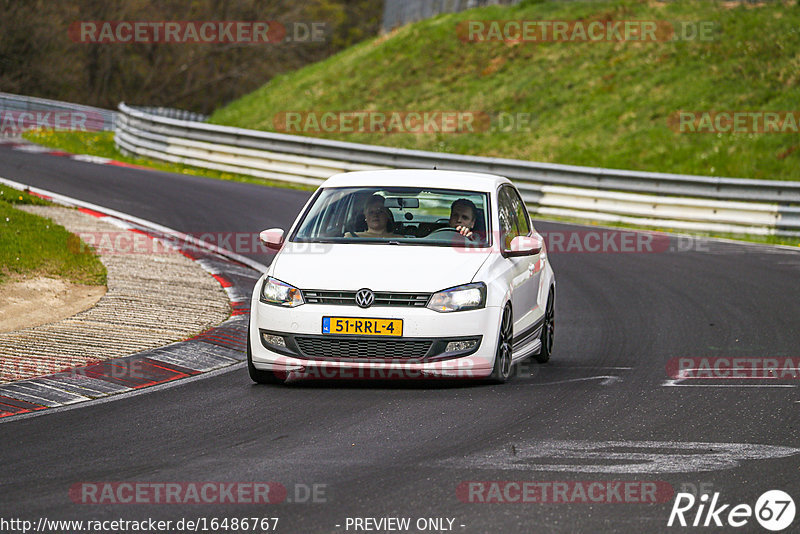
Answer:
top-left (247, 322), bottom-right (285, 385)
top-left (533, 289), bottom-right (554, 364)
top-left (489, 304), bottom-right (513, 384)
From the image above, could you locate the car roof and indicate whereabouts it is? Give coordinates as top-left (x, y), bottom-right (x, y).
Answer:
top-left (320, 169), bottom-right (512, 192)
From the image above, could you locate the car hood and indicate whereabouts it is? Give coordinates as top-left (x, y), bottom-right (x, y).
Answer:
top-left (271, 242), bottom-right (491, 292)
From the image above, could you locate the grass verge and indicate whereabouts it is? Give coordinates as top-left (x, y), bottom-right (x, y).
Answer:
top-left (0, 185), bottom-right (107, 286)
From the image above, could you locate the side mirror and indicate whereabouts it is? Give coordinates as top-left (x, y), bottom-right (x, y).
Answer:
top-left (259, 228), bottom-right (285, 251)
top-left (506, 234), bottom-right (542, 257)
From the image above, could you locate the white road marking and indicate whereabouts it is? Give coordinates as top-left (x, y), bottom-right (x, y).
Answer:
top-left (12, 144), bottom-right (50, 153)
top-left (439, 440), bottom-right (800, 474)
top-left (663, 378), bottom-right (796, 388)
top-left (70, 154), bottom-right (112, 164)
top-left (549, 366), bottom-right (633, 370)
top-left (527, 375), bottom-right (622, 386)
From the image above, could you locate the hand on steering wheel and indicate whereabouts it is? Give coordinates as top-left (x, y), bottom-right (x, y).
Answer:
top-left (428, 226), bottom-right (474, 239)
top-left (455, 225), bottom-right (474, 238)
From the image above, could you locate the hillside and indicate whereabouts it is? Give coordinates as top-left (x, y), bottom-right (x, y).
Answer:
top-left (209, 0), bottom-right (800, 181)
top-left (0, 0), bottom-right (380, 113)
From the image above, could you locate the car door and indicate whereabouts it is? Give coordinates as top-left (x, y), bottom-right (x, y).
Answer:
top-left (498, 185), bottom-right (541, 338)
top-left (509, 186), bottom-right (544, 326)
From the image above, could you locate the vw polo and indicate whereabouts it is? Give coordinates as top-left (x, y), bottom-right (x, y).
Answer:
top-left (248, 169), bottom-right (555, 384)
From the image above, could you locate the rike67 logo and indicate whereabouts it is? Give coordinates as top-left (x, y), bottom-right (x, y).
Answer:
top-left (668, 490), bottom-right (795, 531)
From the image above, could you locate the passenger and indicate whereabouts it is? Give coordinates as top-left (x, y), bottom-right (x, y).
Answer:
top-left (449, 198), bottom-right (478, 239)
top-left (346, 194), bottom-right (400, 238)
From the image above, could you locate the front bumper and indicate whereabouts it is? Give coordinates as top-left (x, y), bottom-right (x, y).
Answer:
top-left (249, 298), bottom-right (501, 379)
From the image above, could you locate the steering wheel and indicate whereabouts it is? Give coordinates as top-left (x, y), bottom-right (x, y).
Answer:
top-left (428, 227), bottom-right (463, 235)
top-left (426, 227), bottom-right (473, 240)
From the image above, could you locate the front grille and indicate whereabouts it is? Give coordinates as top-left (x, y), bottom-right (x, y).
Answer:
top-left (303, 290), bottom-right (430, 307)
top-left (302, 290), bottom-right (354, 305)
top-left (294, 337), bottom-right (433, 360)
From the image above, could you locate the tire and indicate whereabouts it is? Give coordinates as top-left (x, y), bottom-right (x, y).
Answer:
top-left (247, 323), bottom-right (285, 385)
top-left (533, 288), bottom-right (554, 364)
top-left (489, 304), bottom-right (513, 384)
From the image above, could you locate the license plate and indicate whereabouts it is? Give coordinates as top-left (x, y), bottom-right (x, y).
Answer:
top-left (322, 317), bottom-right (403, 336)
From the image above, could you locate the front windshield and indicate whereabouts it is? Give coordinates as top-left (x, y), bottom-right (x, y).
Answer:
top-left (292, 187), bottom-right (491, 247)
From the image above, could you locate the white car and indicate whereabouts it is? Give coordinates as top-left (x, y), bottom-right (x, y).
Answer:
top-left (248, 169), bottom-right (555, 384)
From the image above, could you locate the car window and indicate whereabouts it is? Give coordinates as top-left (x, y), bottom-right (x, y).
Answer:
top-left (292, 186), bottom-right (491, 247)
top-left (499, 185), bottom-right (531, 250)
top-left (509, 187), bottom-right (531, 236)
top-left (498, 187), bottom-right (517, 250)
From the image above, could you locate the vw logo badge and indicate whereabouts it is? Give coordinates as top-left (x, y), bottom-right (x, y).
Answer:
top-left (355, 288), bottom-right (375, 308)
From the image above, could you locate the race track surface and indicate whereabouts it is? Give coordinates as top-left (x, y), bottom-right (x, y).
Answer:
top-left (1, 145), bottom-right (798, 533)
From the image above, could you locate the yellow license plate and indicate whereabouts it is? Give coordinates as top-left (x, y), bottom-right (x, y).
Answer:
top-left (322, 317), bottom-right (403, 336)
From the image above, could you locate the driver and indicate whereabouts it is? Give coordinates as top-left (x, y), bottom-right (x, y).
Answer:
top-left (449, 198), bottom-right (478, 239)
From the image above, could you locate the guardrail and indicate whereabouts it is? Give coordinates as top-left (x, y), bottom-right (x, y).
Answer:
top-left (0, 92), bottom-right (116, 131)
top-left (382, 0), bottom-right (522, 33)
top-left (115, 102), bottom-right (800, 236)
top-left (135, 106), bottom-right (208, 123)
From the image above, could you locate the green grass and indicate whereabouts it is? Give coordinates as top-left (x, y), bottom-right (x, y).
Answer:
top-left (0, 185), bottom-right (107, 286)
top-left (21, 130), bottom-right (316, 192)
top-left (0, 185), bottom-right (52, 207)
top-left (209, 0), bottom-right (800, 181)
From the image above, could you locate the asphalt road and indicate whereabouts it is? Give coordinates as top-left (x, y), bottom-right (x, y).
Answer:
top-left (1, 145), bottom-right (799, 533)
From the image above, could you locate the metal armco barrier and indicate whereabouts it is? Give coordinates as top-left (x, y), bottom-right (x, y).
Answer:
top-left (136, 106), bottom-right (208, 123)
top-left (0, 92), bottom-right (116, 132)
top-left (382, 0), bottom-right (523, 33)
top-left (112, 101), bottom-right (800, 237)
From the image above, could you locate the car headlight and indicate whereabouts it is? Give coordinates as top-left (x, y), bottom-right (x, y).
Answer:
top-left (260, 277), bottom-right (304, 307)
top-left (426, 282), bottom-right (486, 313)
